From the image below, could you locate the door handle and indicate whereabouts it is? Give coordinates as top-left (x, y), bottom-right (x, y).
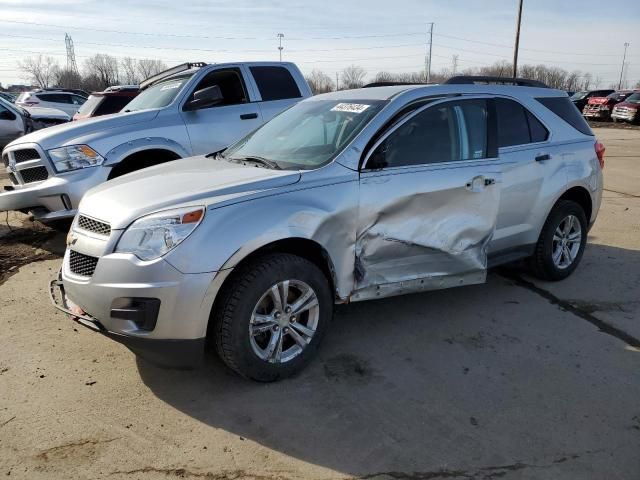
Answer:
top-left (240, 113), bottom-right (258, 120)
top-left (484, 177), bottom-right (496, 186)
top-left (535, 153), bottom-right (551, 162)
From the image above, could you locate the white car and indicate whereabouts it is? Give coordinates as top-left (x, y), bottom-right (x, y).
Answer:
top-left (0, 97), bottom-right (70, 150)
top-left (15, 89), bottom-right (88, 117)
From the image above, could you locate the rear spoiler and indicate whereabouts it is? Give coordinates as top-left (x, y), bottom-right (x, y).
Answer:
top-left (140, 62), bottom-right (208, 90)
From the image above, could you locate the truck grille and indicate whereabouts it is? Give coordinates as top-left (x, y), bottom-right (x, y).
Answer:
top-left (13, 148), bottom-right (40, 163)
top-left (77, 215), bottom-right (111, 236)
top-left (8, 173), bottom-right (18, 185)
top-left (69, 250), bottom-right (99, 277)
top-left (19, 166), bottom-right (48, 183)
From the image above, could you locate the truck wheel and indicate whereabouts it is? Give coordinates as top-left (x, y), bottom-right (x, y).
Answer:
top-left (212, 253), bottom-right (333, 382)
top-left (528, 200), bottom-right (587, 281)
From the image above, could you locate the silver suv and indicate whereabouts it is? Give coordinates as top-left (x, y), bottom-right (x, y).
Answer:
top-left (51, 77), bottom-right (604, 381)
top-left (2, 62), bottom-right (310, 223)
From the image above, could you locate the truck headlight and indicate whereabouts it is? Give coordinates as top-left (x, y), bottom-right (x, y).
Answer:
top-left (48, 145), bottom-right (104, 172)
top-left (115, 207), bottom-right (205, 261)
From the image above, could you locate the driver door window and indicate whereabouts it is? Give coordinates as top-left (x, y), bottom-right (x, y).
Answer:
top-left (187, 69), bottom-right (248, 108)
top-left (368, 99), bottom-right (488, 169)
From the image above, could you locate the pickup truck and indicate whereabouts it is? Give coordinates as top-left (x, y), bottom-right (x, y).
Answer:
top-left (582, 90), bottom-right (634, 121)
top-left (1, 62), bottom-right (311, 223)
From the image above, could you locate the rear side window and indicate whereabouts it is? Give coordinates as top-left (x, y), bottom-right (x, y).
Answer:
top-left (250, 66), bottom-right (301, 101)
top-left (95, 96), bottom-right (134, 115)
top-left (495, 98), bottom-right (529, 147)
top-left (76, 95), bottom-right (102, 115)
top-left (536, 97), bottom-right (593, 136)
top-left (38, 93), bottom-right (71, 103)
top-left (526, 111), bottom-right (549, 143)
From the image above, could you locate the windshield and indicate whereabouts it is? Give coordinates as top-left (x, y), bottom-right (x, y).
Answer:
top-left (224, 99), bottom-right (386, 170)
top-left (570, 91), bottom-right (587, 101)
top-left (624, 93), bottom-right (640, 104)
top-left (123, 74), bottom-right (193, 112)
top-left (0, 96), bottom-right (25, 117)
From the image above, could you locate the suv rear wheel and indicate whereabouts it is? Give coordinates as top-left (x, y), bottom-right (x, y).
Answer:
top-left (529, 200), bottom-right (587, 281)
top-left (212, 253), bottom-right (333, 381)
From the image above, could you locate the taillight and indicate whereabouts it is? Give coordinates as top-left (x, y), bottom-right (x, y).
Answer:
top-left (595, 141), bottom-right (605, 169)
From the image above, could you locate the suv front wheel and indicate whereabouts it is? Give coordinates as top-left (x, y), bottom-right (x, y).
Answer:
top-left (529, 200), bottom-right (588, 281)
top-left (212, 253), bottom-right (333, 381)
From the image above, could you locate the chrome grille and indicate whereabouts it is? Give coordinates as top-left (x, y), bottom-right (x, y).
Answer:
top-left (69, 250), bottom-right (99, 277)
top-left (13, 148), bottom-right (40, 163)
top-left (8, 173), bottom-right (18, 185)
top-left (77, 215), bottom-right (111, 236)
top-left (20, 166), bottom-right (48, 183)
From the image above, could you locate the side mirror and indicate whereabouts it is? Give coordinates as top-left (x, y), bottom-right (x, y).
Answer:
top-left (0, 109), bottom-right (17, 121)
top-left (184, 85), bottom-right (223, 111)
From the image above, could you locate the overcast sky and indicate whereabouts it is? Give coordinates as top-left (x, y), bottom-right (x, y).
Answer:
top-left (1, 0), bottom-right (638, 88)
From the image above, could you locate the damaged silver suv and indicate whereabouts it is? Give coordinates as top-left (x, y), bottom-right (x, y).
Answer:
top-left (51, 76), bottom-right (604, 381)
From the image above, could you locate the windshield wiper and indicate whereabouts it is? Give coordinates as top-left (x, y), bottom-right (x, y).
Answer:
top-left (237, 156), bottom-right (281, 170)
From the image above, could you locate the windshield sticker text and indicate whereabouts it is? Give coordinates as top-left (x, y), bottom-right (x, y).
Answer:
top-left (160, 83), bottom-right (182, 91)
top-left (331, 103), bottom-right (371, 114)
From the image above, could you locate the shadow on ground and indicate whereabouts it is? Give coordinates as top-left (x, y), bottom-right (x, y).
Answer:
top-left (136, 243), bottom-right (640, 478)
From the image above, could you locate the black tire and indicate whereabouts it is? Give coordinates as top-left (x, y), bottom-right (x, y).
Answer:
top-left (528, 200), bottom-right (588, 281)
top-left (212, 253), bottom-right (333, 382)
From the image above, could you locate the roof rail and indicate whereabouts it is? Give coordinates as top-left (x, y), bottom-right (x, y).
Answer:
top-left (363, 81), bottom-right (430, 88)
top-left (140, 62), bottom-right (208, 90)
top-left (36, 87), bottom-right (90, 96)
top-left (445, 76), bottom-right (549, 88)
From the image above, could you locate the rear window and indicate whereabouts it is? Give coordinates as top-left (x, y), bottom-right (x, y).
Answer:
top-left (95, 95), bottom-right (134, 115)
top-left (250, 66), bottom-right (301, 101)
top-left (535, 97), bottom-right (593, 136)
top-left (38, 93), bottom-right (71, 104)
top-left (76, 95), bottom-right (103, 116)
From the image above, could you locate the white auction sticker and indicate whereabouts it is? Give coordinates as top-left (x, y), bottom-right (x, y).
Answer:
top-left (160, 83), bottom-right (182, 91)
top-left (331, 103), bottom-right (371, 113)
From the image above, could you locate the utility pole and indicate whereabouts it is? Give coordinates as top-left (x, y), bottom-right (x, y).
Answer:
top-left (451, 54), bottom-right (459, 76)
top-left (277, 33), bottom-right (284, 62)
top-left (425, 22), bottom-right (434, 83)
top-left (336, 72), bottom-right (339, 91)
top-left (512, 0), bottom-right (524, 78)
top-left (618, 42), bottom-right (630, 90)
top-left (65, 33), bottom-right (78, 75)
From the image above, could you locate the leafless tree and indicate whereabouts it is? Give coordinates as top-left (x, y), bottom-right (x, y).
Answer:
top-left (84, 54), bottom-right (120, 89)
top-left (305, 69), bottom-right (335, 94)
top-left (18, 55), bottom-right (60, 88)
top-left (55, 69), bottom-right (83, 89)
top-left (340, 65), bottom-right (366, 90)
top-left (120, 57), bottom-right (140, 85)
top-left (136, 59), bottom-right (167, 81)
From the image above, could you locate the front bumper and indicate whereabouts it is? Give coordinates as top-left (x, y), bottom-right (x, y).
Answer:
top-left (611, 109), bottom-right (638, 122)
top-left (1, 143), bottom-right (109, 221)
top-left (52, 244), bottom-right (224, 368)
top-left (582, 107), bottom-right (610, 119)
top-left (50, 276), bottom-right (205, 368)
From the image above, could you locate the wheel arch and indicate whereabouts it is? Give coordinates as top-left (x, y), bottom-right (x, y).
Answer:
top-left (106, 147), bottom-right (183, 180)
top-left (557, 185), bottom-right (593, 224)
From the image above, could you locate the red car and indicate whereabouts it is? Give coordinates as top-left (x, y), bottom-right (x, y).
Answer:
top-left (611, 91), bottom-right (640, 124)
top-left (73, 85), bottom-right (139, 121)
top-left (582, 90), bottom-right (635, 121)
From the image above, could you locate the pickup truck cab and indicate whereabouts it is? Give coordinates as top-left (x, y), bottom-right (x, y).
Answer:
top-left (1, 62), bottom-right (311, 223)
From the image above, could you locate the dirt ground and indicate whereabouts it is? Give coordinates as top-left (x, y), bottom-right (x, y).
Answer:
top-left (0, 127), bottom-right (638, 480)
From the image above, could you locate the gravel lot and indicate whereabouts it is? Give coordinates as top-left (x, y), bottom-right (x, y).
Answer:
top-left (0, 127), bottom-right (638, 479)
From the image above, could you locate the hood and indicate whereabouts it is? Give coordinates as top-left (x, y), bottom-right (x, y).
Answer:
top-left (587, 97), bottom-right (609, 105)
top-left (6, 109), bottom-right (158, 152)
top-left (614, 101), bottom-right (640, 109)
top-left (24, 106), bottom-right (70, 121)
top-left (79, 156), bottom-right (302, 229)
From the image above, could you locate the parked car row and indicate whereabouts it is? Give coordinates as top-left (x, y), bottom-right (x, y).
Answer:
top-left (572, 89), bottom-right (640, 124)
top-left (2, 68), bottom-right (604, 381)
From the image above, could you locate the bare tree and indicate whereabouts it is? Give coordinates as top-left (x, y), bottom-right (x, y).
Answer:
top-left (340, 65), bottom-right (366, 90)
top-left (305, 70), bottom-right (335, 94)
top-left (55, 69), bottom-right (83, 89)
top-left (84, 54), bottom-right (120, 89)
top-left (136, 59), bottom-right (167, 81)
top-left (18, 55), bottom-right (60, 88)
top-left (120, 57), bottom-right (140, 85)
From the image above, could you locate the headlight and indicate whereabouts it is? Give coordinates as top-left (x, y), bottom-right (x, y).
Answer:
top-left (115, 207), bottom-right (205, 261)
top-left (48, 145), bottom-right (104, 172)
